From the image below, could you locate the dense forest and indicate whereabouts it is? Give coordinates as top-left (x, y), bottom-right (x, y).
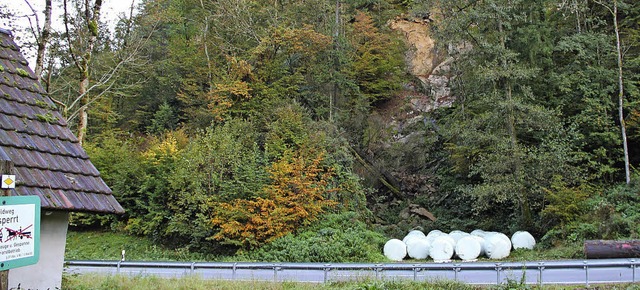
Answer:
top-left (1, 0), bottom-right (639, 260)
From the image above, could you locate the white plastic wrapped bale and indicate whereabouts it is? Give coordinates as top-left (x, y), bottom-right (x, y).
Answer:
top-left (426, 229), bottom-right (443, 238)
top-left (402, 230), bottom-right (426, 244)
top-left (408, 229), bottom-right (426, 237)
top-left (442, 234), bottom-right (457, 249)
top-left (470, 229), bottom-right (487, 237)
top-left (472, 235), bottom-right (486, 257)
top-left (484, 233), bottom-right (512, 259)
top-left (455, 236), bottom-right (482, 261)
top-left (405, 236), bottom-right (430, 259)
top-left (425, 230), bottom-right (444, 244)
top-left (449, 230), bottom-right (470, 243)
top-left (383, 239), bottom-right (407, 261)
top-left (511, 231), bottom-right (536, 250)
top-left (487, 232), bottom-right (511, 244)
top-left (429, 235), bottom-right (455, 261)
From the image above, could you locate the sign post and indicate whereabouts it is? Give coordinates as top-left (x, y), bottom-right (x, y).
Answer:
top-left (0, 160), bottom-right (40, 290)
top-left (0, 160), bottom-right (12, 290)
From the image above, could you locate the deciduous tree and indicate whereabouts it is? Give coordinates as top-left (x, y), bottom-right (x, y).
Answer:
top-left (211, 148), bottom-right (337, 249)
top-left (594, 0), bottom-right (632, 184)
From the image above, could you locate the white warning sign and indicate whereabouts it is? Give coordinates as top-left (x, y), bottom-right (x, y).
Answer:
top-left (1, 175), bottom-right (15, 189)
top-left (0, 196), bottom-right (40, 269)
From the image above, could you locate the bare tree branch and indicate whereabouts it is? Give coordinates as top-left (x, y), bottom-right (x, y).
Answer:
top-left (63, 0), bottom-right (83, 72)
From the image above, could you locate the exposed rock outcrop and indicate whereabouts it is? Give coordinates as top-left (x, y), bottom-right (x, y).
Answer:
top-left (389, 16), bottom-right (453, 113)
top-left (389, 18), bottom-right (437, 80)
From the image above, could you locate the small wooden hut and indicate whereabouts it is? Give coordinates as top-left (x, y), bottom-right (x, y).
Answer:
top-left (0, 28), bottom-right (124, 289)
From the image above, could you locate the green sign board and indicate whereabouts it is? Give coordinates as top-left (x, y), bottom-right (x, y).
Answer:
top-left (0, 196), bottom-right (40, 270)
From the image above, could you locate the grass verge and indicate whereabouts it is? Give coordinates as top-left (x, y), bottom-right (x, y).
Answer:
top-left (65, 230), bottom-right (585, 262)
top-left (65, 230), bottom-right (219, 261)
top-left (62, 273), bottom-right (481, 290)
top-left (61, 274), bottom-right (640, 290)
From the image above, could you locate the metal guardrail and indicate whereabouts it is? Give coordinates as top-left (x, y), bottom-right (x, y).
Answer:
top-left (65, 258), bottom-right (640, 286)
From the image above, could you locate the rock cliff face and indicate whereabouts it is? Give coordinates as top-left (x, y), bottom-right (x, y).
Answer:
top-left (365, 17), bottom-right (454, 235)
top-left (389, 18), bottom-right (437, 81)
top-left (389, 17), bottom-right (454, 112)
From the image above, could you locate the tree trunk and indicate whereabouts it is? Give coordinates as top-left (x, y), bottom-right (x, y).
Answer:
top-left (595, 0), bottom-right (631, 185)
top-left (36, 0), bottom-right (52, 80)
top-left (199, 0), bottom-right (212, 86)
top-left (612, 0), bottom-right (630, 185)
top-left (329, 0), bottom-right (341, 123)
top-left (63, 0), bottom-right (102, 145)
top-left (584, 240), bottom-right (640, 259)
top-left (77, 77), bottom-right (89, 146)
top-left (1, 160), bottom-right (13, 194)
top-left (498, 19), bottom-right (531, 229)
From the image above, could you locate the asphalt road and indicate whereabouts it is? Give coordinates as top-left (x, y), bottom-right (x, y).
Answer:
top-left (64, 259), bottom-right (639, 286)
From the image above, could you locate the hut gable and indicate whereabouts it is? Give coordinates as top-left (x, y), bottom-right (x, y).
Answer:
top-left (0, 28), bottom-right (123, 214)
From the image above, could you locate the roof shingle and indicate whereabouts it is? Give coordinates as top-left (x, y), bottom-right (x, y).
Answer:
top-left (0, 28), bottom-right (124, 214)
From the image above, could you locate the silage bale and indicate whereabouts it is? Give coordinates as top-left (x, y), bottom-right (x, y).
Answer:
top-left (470, 229), bottom-right (487, 237)
top-left (383, 239), bottom-right (407, 261)
top-left (402, 230), bottom-right (426, 244)
top-left (407, 229), bottom-right (426, 237)
top-left (484, 232), bottom-right (512, 259)
top-left (449, 230), bottom-right (470, 243)
top-left (426, 229), bottom-right (443, 238)
top-left (472, 235), bottom-right (486, 256)
top-left (441, 234), bottom-right (457, 249)
top-left (430, 235), bottom-right (455, 261)
top-left (455, 236), bottom-right (482, 261)
top-left (487, 232), bottom-right (511, 244)
top-left (511, 231), bottom-right (536, 250)
top-left (406, 236), bottom-right (430, 259)
top-left (425, 230), bottom-right (445, 244)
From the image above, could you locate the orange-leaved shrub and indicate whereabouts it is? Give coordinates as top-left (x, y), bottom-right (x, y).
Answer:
top-left (211, 148), bottom-right (337, 249)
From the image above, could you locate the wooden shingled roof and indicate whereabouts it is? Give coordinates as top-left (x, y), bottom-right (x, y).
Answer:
top-left (0, 28), bottom-right (124, 214)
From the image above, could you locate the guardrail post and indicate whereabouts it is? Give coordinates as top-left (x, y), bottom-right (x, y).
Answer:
top-left (116, 261), bottom-right (121, 274)
top-left (190, 262), bottom-right (196, 275)
top-left (232, 262), bottom-right (237, 280)
top-left (453, 263), bottom-right (461, 281)
top-left (412, 264), bottom-right (422, 281)
top-left (495, 263), bottom-right (502, 285)
top-left (374, 264), bottom-right (383, 280)
top-left (273, 264), bottom-right (281, 282)
top-left (537, 262), bottom-right (545, 287)
top-left (631, 259), bottom-right (636, 283)
top-left (323, 264), bottom-right (331, 283)
top-left (583, 260), bottom-right (589, 287)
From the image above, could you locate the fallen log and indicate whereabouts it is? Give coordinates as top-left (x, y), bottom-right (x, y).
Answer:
top-left (584, 240), bottom-right (640, 259)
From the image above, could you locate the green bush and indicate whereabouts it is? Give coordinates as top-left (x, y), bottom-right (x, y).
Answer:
top-left (84, 104), bottom-right (372, 254)
top-left (594, 178), bottom-right (640, 239)
top-left (72, 130), bottom-right (146, 229)
top-left (243, 212), bottom-right (387, 262)
top-left (124, 130), bottom-right (188, 241)
top-left (158, 119), bottom-right (267, 251)
top-left (541, 175), bottom-right (640, 247)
